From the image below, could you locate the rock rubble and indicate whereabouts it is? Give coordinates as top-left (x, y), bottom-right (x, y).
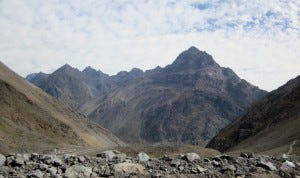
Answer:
top-left (0, 152), bottom-right (299, 177)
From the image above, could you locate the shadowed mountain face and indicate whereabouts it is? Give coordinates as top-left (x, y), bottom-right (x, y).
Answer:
top-left (0, 62), bottom-right (123, 154)
top-left (27, 47), bottom-right (267, 145)
top-left (207, 76), bottom-right (300, 155)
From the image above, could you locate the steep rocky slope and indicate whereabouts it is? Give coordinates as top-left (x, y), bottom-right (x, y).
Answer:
top-left (207, 76), bottom-right (300, 155)
top-left (27, 47), bottom-right (267, 145)
top-left (89, 47), bottom-right (266, 145)
top-left (0, 62), bottom-right (123, 154)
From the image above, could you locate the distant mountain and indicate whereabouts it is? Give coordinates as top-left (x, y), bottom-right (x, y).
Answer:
top-left (0, 61), bottom-right (123, 154)
top-left (112, 68), bottom-right (144, 85)
top-left (207, 75), bottom-right (300, 155)
top-left (25, 72), bottom-right (49, 84)
top-left (27, 64), bottom-right (114, 112)
top-left (27, 47), bottom-right (267, 145)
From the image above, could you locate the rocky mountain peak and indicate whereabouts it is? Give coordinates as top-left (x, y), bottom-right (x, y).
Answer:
top-left (82, 66), bottom-right (108, 78)
top-left (82, 66), bottom-right (97, 73)
top-left (60, 64), bottom-right (73, 70)
top-left (129, 68), bottom-right (144, 77)
top-left (54, 64), bottom-right (80, 76)
top-left (171, 46), bottom-right (219, 70)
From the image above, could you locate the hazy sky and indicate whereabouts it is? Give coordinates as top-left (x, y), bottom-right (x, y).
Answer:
top-left (0, 0), bottom-right (299, 91)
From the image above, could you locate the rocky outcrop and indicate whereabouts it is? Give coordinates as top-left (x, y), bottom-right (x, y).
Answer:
top-left (0, 151), bottom-right (299, 177)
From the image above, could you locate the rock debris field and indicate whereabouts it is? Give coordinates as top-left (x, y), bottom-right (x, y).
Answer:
top-left (0, 150), bottom-right (299, 177)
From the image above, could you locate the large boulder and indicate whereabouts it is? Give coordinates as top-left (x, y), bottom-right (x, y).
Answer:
top-left (97, 150), bottom-right (120, 161)
top-left (184, 153), bottom-right (200, 162)
top-left (256, 161), bottom-right (277, 171)
top-left (65, 165), bottom-right (92, 177)
top-left (114, 162), bottom-right (147, 176)
top-left (0, 154), bottom-right (5, 166)
top-left (137, 152), bottom-right (150, 162)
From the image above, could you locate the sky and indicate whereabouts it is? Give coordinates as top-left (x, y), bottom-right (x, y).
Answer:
top-left (0, 0), bottom-right (299, 91)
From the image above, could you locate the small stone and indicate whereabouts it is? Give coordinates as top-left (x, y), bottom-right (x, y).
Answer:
top-left (196, 165), bottom-right (207, 173)
top-left (161, 155), bottom-right (172, 161)
top-left (0, 166), bottom-right (9, 177)
top-left (0, 154), bottom-right (5, 166)
top-left (212, 160), bottom-right (221, 166)
top-left (191, 168), bottom-right (198, 174)
top-left (91, 172), bottom-right (98, 177)
top-left (5, 156), bottom-right (14, 166)
top-left (42, 154), bottom-right (55, 165)
top-left (184, 153), bottom-right (200, 162)
top-left (23, 154), bottom-right (30, 162)
top-left (48, 167), bottom-right (57, 176)
top-left (235, 157), bottom-right (247, 166)
top-left (283, 160), bottom-right (295, 168)
top-left (53, 157), bottom-right (63, 166)
top-left (203, 158), bottom-right (210, 162)
top-left (39, 163), bottom-right (49, 171)
top-left (282, 154), bottom-right (288, 159)
top-left (280, 160), bottom-right (296, 173)
top-left (256, 161), bottom-right (277, 171)
top-left (228, 165), bottom-right (236, 171)
top-left (14, 154), bottom-right (25, 166)
top-left (170, 159), bottom-right (181, 167)
top-left (151, 171), bottom-right (162, 178)
top-left (137, 152), bottom-right (150, 162)
top-left (30, 153), bottom-right (39, 161)
top-left (178, 166), bottom-right (184, 172)
top-left (219, 154), bottom-right (233, 161)
top-left (78, 156), bottom-right (85, 163)
top-left (28, 170), bottom-right (44, 178)
top-left (212, 157), bottom-right (222, 162)
top-left (97, 150), bottom-right (116, 161)
top-left (240, 152), bottom-right (254, 158)
top-left (116, 153), bottom-right (127, 162)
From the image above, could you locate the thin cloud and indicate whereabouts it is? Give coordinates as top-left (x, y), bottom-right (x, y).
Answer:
top-left (0, 0), bottom-right (299, 91)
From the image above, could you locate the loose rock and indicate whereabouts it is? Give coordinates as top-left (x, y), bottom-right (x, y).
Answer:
top-left (256, 161), bottom-right (277, 171)
top-left (114, 162), bottom-right (147, 176)
top-left (0, 155), bottom-right (5, 167)
top-left (184, 153), bottom-right (200, 162)
top-left (65, 165), bottom-right (92, 177)
top-left (137, 152), bottom-right (150, 162)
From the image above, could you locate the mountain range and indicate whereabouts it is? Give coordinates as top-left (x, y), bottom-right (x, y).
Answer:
top-left (207, 75), bottom-right (300, 155)
top-left (27, 47), bottom-right (267, 145)
top-left (0, 62), bottom-right (124, 154)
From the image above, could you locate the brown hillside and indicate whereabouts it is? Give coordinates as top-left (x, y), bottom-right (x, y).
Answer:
top-left (207, 75), bottom-right (300, 155)
top-left (0, 61), bottom-right (124, 154)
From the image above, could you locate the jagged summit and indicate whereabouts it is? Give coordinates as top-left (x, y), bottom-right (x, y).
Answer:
top-left (129, 68), bottom-right (144, 76)
top-left (60, 63), bottom-right (73, 70)
top-left (83, 66), bottom-right (96, 72)
top-left (171, 46), bottom-right (218, 70)
top-left (82, 66), bottom-right (106, 78)
top-left (54, 64), bottom-right (79, 75)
